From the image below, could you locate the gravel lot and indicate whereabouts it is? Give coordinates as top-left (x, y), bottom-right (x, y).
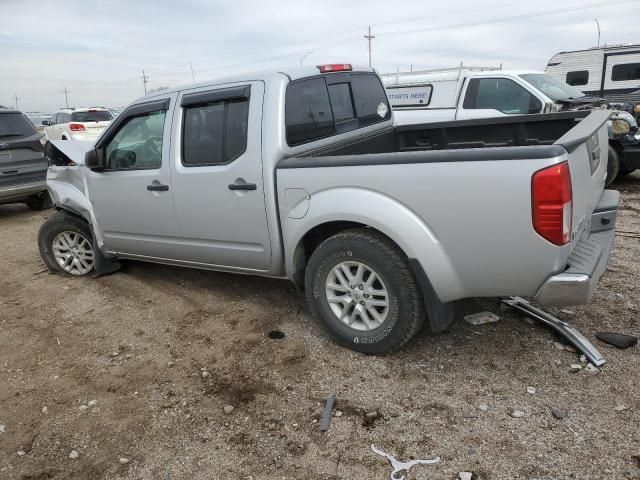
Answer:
top-left (1, 174), bottom-right (639, 480)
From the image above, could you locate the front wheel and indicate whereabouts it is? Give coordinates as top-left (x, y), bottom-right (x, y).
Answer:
top-left (305, 228), bottom-right (425, 354)
top-left (38, 211), bottom-right (95, 277)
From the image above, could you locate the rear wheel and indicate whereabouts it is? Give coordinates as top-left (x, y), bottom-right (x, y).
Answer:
top-left (38, 211), bottom-right (95, 277)
top-left (305, 228), bottom-right (425, 354)
top-left (605, 146), bottom-right (621, 187)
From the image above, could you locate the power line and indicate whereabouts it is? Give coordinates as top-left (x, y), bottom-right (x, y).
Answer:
top-left (377, 0), bottom-right (634, 37)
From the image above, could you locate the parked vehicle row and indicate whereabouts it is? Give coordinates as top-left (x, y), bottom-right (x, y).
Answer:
top-left (382, 67), bottom-right (640, 185)
top-left (39, 64), bottom-right (618, 354)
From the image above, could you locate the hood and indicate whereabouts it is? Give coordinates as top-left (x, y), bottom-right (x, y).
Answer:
top-left (48, 139), bottom-right (94, 165)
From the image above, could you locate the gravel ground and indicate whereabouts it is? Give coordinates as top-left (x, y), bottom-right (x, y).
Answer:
top-left (1, 173), bottom-right (639, 480)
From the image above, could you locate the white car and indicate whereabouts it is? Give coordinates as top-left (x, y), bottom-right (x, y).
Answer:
top-left (44, 107), bottom-right (113, 141)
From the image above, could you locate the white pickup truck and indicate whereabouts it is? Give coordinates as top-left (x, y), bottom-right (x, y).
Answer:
top-left (384, 68), bottom-right (640, 185)
top-left (39, 64), bottom-right (618, 354)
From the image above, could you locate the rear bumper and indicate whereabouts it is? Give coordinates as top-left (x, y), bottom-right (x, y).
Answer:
top-left (0, 181), bottom-right (47, 203)
top-left (535, 189), bottom-right (619, 306)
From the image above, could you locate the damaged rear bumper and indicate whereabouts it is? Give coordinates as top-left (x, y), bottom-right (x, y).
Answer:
top-left (535, 189), bottom-right (619, 306)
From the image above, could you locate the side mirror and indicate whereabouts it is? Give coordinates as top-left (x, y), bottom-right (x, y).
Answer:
top-left (42, 120), bottom-right (50, 126)
top-left (85, 148), bottom-right (103, 171)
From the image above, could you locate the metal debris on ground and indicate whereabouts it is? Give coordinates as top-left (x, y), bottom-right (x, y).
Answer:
top-left (501, 296), bottom-right (606, 367)
top-left (464, 311), bottom-right (500, 326)
top-left (370, 444), bottom-right (440, 480)
top-left (595, 332), bottom-right (638, 349)
top-left (319, 393), bottom-right (336, 432)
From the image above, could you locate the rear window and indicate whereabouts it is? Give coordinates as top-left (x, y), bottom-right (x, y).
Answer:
top-left (71, 110), bottom-right (113, 122)
top-left (0, 113), bottom-right (37, 139)
top-left (285, 73), bottom-right (390, 146)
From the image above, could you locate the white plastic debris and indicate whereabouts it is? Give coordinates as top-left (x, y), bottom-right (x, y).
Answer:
top-left (527, 386), bottom-right (536, 395)
top-left (371, 444), bottom-right (440, 480)
top-left (464, 311), bottom-right (500, 326)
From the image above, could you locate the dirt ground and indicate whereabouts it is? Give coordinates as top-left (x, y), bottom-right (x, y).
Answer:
top-left (1, 174), bottom-right (639, 480)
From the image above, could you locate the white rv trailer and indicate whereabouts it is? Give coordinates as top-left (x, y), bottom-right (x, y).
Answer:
top-left (545, 44), bottom-right (640, 105)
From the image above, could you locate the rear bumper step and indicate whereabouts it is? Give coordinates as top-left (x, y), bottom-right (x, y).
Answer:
top-left (535, 189), bottom-right (619, 306)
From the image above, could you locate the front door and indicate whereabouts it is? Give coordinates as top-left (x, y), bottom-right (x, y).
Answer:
top-left (169, 81), bottom-right (271, 271)
top-left (85, 97), bottom-right (180, 258)
top-left (457, 77), bottom-right (543, 120)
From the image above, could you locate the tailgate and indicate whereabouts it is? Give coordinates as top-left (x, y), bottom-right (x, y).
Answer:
top-left (82, 121), bottom-right (110, 135)
top-left (553, 110), bottom-right (611, 248)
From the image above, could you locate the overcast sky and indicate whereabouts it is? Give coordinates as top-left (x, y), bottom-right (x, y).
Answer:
top-left (1, 0), bottom-right (638, 112)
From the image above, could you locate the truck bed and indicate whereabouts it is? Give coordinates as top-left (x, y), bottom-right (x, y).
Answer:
top-left (277, 110), bottom-right (612, 306)
top-left (287, 111), bottom-right (590, 159)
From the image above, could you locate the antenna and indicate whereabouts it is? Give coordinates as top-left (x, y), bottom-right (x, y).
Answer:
top-left (140, 69), bottom-right (149, 94)
top-left (595, 19), bottom-right (601, 47)
top-left (364, 26), bottom-right (375, 67)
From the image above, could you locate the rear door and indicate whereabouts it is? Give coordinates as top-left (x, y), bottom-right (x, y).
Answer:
top-left (457, 77), bottom-right (543, 120)
top-left (169, 81), bottom-right (271, 270)
top-left (84, 97), bottom-right (180, 257)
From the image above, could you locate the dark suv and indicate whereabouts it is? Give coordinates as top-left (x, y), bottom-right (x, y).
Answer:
top-left (0, 109), bottom-right (50, 210)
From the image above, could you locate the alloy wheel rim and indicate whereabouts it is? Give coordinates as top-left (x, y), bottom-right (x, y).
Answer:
top-left (52, 231), bottom-right (94, 275)
top-left (325, 261), bottom-right (389, 332)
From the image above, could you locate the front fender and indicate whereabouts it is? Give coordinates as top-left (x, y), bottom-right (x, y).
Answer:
top-left (282, 187), bottom-right (465, 302)
top-left (46, 165), bottom-right (106, 250)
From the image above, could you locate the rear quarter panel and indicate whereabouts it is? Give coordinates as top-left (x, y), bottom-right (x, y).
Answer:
top-left (277, 152), bottom-right (572, 302)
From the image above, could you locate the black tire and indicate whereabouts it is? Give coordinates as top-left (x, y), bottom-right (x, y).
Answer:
top-left (25, 193), bottom-right (51, 211)
top-left (605, 146), bottom-right (621, 187)
top-left (618, 168), bottom-right (636, 177)
top-left (305, 228), bottom-right (425, 354)
top-left (38, 210), bottom-right (95, 277)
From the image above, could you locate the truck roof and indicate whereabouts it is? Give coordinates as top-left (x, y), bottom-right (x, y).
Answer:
top-left (141, 65), bottom-right (375, 102)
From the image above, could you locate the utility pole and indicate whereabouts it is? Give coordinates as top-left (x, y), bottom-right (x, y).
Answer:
top-left (595, 18), bottom-right (601, 47)
top-left (63, 86), bottom-right (70, 108)
top-left (364, 25), bottom-right (375, 67)
top-left (190, 62), bottom-right (195, 83)
top-left (140, 69), bottom-right (149, 94)
top-left (13, 94), bottom-right (19, 110)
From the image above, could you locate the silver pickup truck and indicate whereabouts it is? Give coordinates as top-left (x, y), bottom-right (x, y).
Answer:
top-left (39, 64), bottom-right (619, 354)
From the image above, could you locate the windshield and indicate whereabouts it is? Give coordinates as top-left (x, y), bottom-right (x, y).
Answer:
top-left (0, 112), bottom-right (38, 139)
top-left (520, 73), bottom-right (586, 101)
top-left (71, 110), bottom-right (113, 122)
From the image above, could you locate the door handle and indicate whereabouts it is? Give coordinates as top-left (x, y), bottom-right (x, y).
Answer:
top-left (147, 184), bottom-right (169, 191)
top-left (228, 182), bottom-right (257, 191)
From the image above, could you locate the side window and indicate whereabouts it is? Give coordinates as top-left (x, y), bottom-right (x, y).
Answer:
top-left (182, 97), bottom-right (249, 166)
top-left (566, 70), bottom-right (589, 86)
top-left (49, 113), bottom-right (58, 125)
top-left (59, 112), bottom-right (71, 124)
top-left (612, 63), bottom-right (640, 81)
top-left (327, 83), bottom-right (355, 123)
top-left (104, 110), bottom-right (166, 170)
top-left (285, 78), bottom-right (335, 146)
top-left (463, 78), bottom-right (542, 114)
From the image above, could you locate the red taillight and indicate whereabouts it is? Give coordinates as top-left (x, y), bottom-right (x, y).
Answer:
top-left (532, 161), bottom-right (572, 246)
top-left (317, 63), bottom-right (353, 73)
top-left (69, 123), bottom-right (85, 132)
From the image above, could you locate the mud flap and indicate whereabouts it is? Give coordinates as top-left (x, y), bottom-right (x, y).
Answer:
top-left (408, 258), bottom-right (455, 333)
top-left (90, 231), bottom-right (121, 278)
